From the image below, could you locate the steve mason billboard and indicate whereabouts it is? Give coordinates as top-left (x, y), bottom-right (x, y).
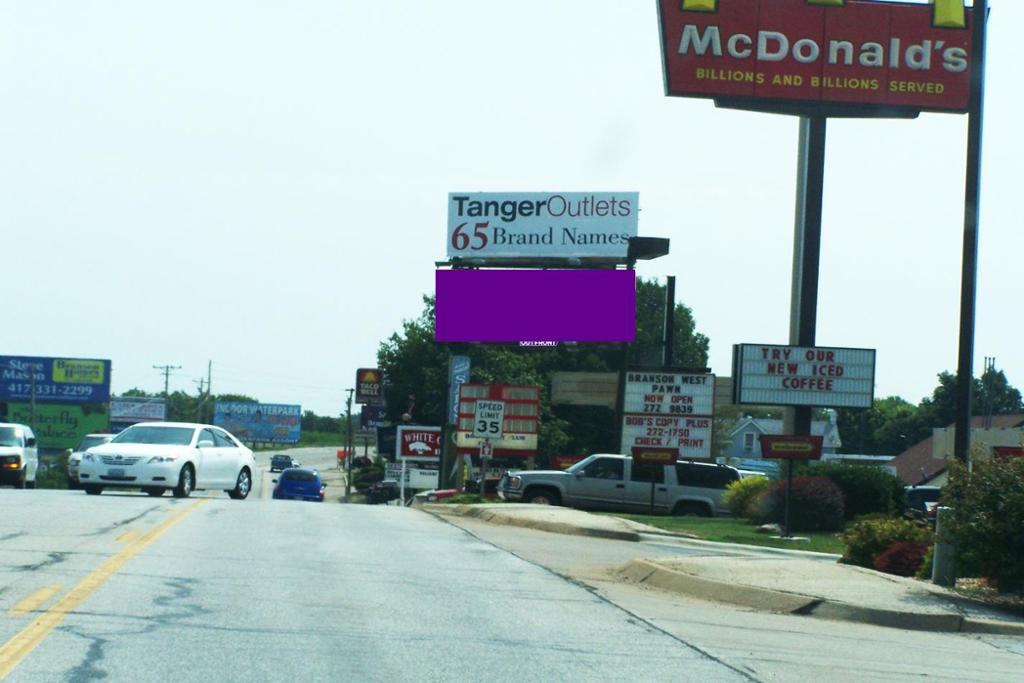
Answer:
top-left (658, 0), bottom-right (975, 114)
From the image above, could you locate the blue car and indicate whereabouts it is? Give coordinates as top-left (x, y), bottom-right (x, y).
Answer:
top-left (272, 467), bottom-right (326, 502)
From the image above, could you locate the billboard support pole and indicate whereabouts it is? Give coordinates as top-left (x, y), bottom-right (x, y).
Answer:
top-left (954, 0), bottom-right (989, 466)
top-left (663, 276), bottom-right (676, 368)
top-left (345, 389), bottom-right (354, 500)
top-left (785, 116), bottom-right (827, 438)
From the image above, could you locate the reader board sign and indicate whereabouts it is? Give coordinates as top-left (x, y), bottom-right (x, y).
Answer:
top-left (457, 384), bottom-right (540, 457)
top-left (621, 415), bottom-right (712, 460)
top-left (759, 435), bottom-right (824, 461)
top-left (658, 0), bottom-right (975, 114)
top-left (213, 402), bottom-right (302, 443)
top-left (385, 463), bottom-right (440, 490)
top-left (0, 356), bottom-right (111, 404)
top-left (396, 426), bottom-right (443, 462)
top-left (447, 192), bottom-right (639, 260)
top-left (360, 405), bottom-right (387, 431)
top-left (435, 269), bottom-right (636, 343)
top-left (355, 368), bottom-right (384, 404)
top-left (110, 398), bottom-right (167, 424)
top-left (732, 344), bottom-right (876, 408)
top-left (624, 371), bottom-right (715, 416)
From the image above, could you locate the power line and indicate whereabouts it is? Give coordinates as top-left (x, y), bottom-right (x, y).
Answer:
top-left (153, 364), bottom-right (182, 399)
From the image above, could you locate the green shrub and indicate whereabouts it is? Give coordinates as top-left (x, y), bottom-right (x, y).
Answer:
top-left (916, 545), bottom-right (935, 580)
top-left (763, 476), bottom-right (846, 532)
top-left (351, 465), bottom-right (385, 492)
top-left (942, 457), bottom-right (1024, 593)
top-left (723, 476), bottom-right (773, 520)
top-left (840, 517), bottom-right (932, 568)
top-left (804, 461), bottom-right (904, 520)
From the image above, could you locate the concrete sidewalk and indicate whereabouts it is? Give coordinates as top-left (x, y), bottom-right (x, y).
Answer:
top-left (426, 503), bottom-right (1024, 636)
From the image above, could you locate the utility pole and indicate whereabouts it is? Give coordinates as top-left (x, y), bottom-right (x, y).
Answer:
top-left (29, 366), bottom-right (37, 432)
top-left (153, 364), bottom-right (181, 399)
top-left (345, 388), bottom-right (354, 500)
top-left (193, 361), bottom-right (212, 423)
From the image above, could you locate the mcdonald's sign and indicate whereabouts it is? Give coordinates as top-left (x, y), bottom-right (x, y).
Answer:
top-left (658, 0), bottom-right (975, 113)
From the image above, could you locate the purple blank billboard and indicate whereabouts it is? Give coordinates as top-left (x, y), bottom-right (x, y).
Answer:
top-left (435, 269), bottom-right (636, 343)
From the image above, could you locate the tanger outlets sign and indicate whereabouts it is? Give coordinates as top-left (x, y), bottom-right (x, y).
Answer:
top-left (447, 192), bottom-right (639, 259)
top-left (658, 0), bottom-right (975, 113)
top-left (733, 344), bottom-right (876, 408)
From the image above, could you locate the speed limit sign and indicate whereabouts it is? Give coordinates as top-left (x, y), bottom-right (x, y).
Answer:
top-left (472, 400), bottom-right (505, 440)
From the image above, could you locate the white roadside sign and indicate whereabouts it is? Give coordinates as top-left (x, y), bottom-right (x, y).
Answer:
top-left (447, 192), bottom-right (639, 259)
top-left (472, 400), bottom-right (506, 440)
top-left (620, 415), bottom-right (712, 460)
top-left (623, 371), bottom-right (715, 416)
top-left (733, 344), bottom-right (876, 408)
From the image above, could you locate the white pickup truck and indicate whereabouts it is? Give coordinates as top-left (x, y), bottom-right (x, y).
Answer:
top-left (497, 453), bottom-right (740, 517)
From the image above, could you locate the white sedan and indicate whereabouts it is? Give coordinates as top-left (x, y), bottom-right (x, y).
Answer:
top-left (78, 422), bottom-right (256, 499)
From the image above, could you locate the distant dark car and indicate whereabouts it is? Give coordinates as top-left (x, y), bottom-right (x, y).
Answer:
top-left (904, 485), bottom-right (942, 523)
top-left (273, 468), bottom-right (325, 502)
top-left (269, 454), bottom-right (300, 472)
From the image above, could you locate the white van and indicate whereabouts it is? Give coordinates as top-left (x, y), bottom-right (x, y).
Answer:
top-left (0, 423), bottom-right (39, 489)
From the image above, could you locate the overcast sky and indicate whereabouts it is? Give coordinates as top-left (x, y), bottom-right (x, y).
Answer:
top-left (4, 1), bottom-right (1019, 417)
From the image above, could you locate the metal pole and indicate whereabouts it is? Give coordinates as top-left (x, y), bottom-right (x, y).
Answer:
top-left (345, 389), bottom-right (354, 500)
top-left (954, 0), bottom-right (989, 466)
top-left (663, 276), bottom-right (676, 368)
top-left (29, 367), bottom-right (36, 431)
top-left (784, 459), bottom-right (794, 538)
top-left (784, 116), bottom-right (827, 438)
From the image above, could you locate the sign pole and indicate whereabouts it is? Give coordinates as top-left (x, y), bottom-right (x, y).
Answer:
top-left (784, 460), bottom-right (794, 538)
top-left (400, 459), bottom-right (406, 506)
top-left (785, 116), bottom-right (827, 438)
top-left (954, 0), bottom-right (989, 466)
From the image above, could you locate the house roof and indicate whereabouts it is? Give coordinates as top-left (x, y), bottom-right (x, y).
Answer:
top-left (729, 418), bottom-right (831, 438)
top-left (889, 414), bottom-right (1024, 486)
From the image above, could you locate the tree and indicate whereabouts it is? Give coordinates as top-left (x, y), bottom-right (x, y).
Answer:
top-left (918, 368), bottom-right (1023, 428)
top-left (376, 278), bottom-right (711, 458)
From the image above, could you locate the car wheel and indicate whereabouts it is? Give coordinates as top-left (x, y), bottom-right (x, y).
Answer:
top-left (524, 488), bottom-right (560, 506)
top-left (674, 502), bottom-right (711, 517)
top-left (14, 472), bottom-right (26, 489)
top-left (144, 487), bottom-right (165, 497)
top-left (173, 465), bottom-right (194, 498)
top-left (25, 480), bottom-right (36, 489)
top-left (227, 468), bottom-right (251, 500)
top-left (84, 485), bottom-right (104, 495)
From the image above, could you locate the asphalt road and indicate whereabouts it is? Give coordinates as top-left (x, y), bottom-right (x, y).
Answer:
top-left (445, 516), bottom-right (1024, 682)
top-left (0, 489), bottom-right (748, 682)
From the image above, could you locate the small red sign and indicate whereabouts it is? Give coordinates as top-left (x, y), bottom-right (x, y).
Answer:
top-left (658, 0), bottom-right (974, 114)
top-left (631, 447), bottom-right (679, 466)
top-left (551, 455), bottom-right (586, 470)
top-left (759, 435), bottom-right (824, 460)
top-left (993, 447), bottom-right (1024, 462)
top-left (397, 427), bottom-right (443, 460)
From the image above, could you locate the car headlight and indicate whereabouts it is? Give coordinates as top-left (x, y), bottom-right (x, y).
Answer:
top-left (148, 455), bottom-right (178, 464)
top-left (508, 476), bottom-right (522, 489)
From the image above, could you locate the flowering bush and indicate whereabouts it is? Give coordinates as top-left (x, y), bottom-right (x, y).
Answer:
top-left (723, 476), bottom-right (773, 520)
top-left (840, 517), bottom-right (932, 568)
top-left (873, 541), bottom-right (931, 577)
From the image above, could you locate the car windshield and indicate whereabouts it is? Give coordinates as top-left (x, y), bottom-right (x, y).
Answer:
top-left (111, 426), bottom-right (195, 446)
top-left (77, 435), bottom-right (112, 451)
top-left (0, 427), bottom-right (23, 448)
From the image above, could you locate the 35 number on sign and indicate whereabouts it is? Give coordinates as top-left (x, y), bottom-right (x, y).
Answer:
top-left (450, 222), bottom-right (490, 252)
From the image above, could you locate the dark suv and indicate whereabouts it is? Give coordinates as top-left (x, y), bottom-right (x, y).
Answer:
top-left (269, 454), bottom-right (299, 472)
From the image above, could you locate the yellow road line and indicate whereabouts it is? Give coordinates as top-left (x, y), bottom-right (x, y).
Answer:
top-left (8, 586), bottom-right (63, 617)
top-left (115, 531), bottom-right (141, 544)
top-left (0, 500), bottom-right (207, 678)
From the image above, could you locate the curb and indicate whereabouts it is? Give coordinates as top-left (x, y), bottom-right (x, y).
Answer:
top-left (422, 504), bottom-right (641, 542)
top-left (617, 559), bottom-right (1024, 635)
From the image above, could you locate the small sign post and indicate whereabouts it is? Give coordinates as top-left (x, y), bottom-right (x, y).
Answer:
top-left (759, 436), bottom-right (824, 537)
top-left (632, 448), bottom-right (677, 515)
top-left (472, 401), bottom-right (504, 492)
